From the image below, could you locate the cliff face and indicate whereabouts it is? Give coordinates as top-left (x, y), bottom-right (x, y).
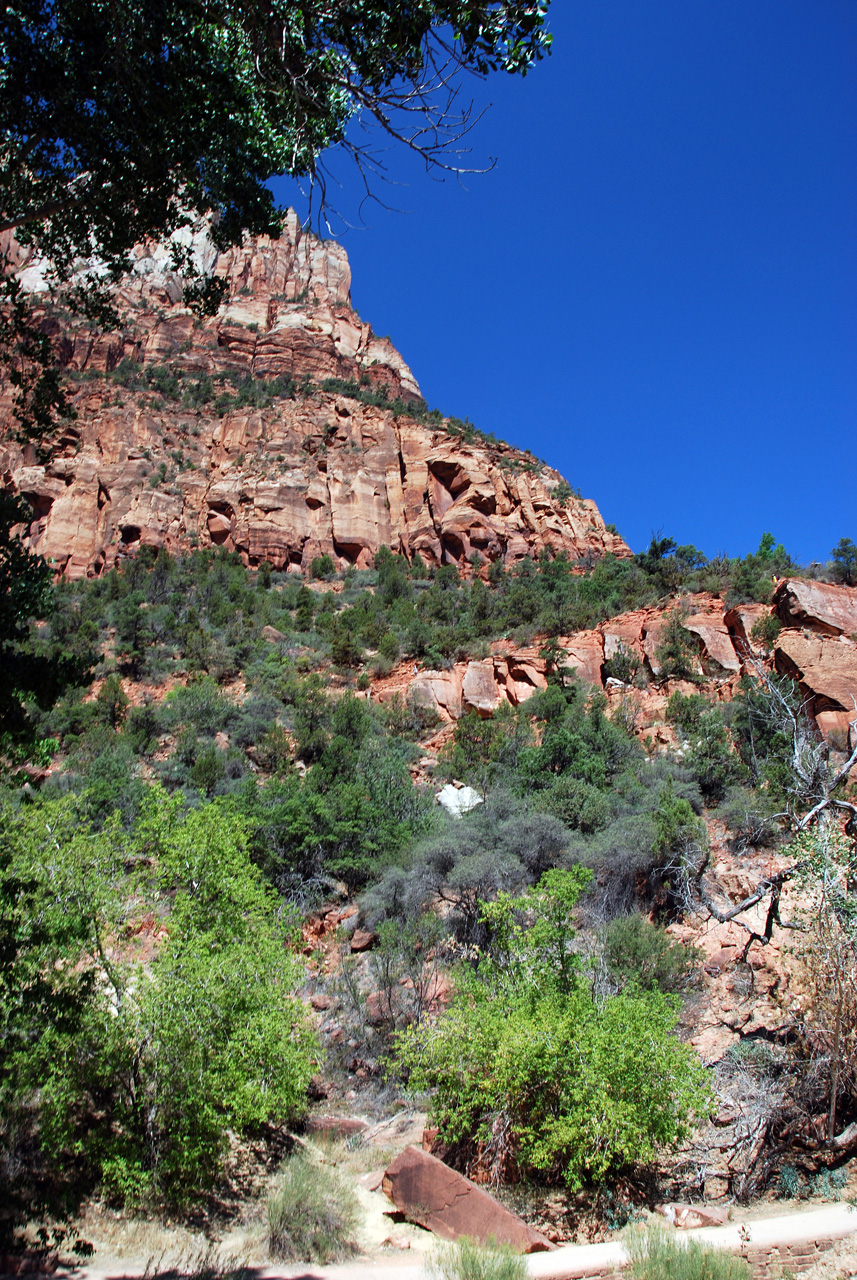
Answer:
top-left (1, 217), bottom-right (629, 578)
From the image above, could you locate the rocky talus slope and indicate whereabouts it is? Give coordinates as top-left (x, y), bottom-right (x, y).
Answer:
top-left (0, 217), bottom-right (627, 577)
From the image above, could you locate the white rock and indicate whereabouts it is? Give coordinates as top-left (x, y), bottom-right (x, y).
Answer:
top-left (436, 784), bottom-right (483, 819)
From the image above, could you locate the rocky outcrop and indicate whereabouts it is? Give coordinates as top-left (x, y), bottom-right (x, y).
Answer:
top-left (375, 585), bottom-right (857, 749)
top-left (775, 631), bottom-right (857, 718)
top-left (771, 580), bottom-right (857, 732)
top-left (1, 218), bottom-right (628, 577)
top-left (773, 578), bottom-right (857, 639)
top-left (381, 1146), bottom-right (553, 1252)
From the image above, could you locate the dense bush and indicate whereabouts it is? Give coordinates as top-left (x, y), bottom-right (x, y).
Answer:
top-left (165, 676), bottom-right (236, 736)
top-left (0, 792), bottom-right (316, 1213)
top-left (367, 791), bottom-right (570, 944)
top-left (395, 871), bottom-right (712, 1189)
top-left (605, 914), bottom-right (700, 993)
top-left (666, 694), bottom-right (743, 804)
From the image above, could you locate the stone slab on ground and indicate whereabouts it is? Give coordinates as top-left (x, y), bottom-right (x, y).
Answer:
top-left (657, 1202), bottom-right (731, 1228)
top-left (382, 1145), bottom-right (554, 1253)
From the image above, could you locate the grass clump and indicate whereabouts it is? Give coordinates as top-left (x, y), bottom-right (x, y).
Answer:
top-left (628, 1227), bottom-right (751, 1280)
top-left (266, 1152), bottom-right (358, 1263)
top-left (425, 1237), bottom-right (528, 1280)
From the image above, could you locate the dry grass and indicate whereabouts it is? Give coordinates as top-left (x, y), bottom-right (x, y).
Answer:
top-left (73, 1204), bottom-right (269, 1273)
top-left (424, 1238), bottom-right (528, 1280)
top-left (266, 1151), bottom-right (358, 1264)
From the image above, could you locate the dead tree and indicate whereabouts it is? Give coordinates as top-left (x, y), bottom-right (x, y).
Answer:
top-left (672, 662), bottom-right (857, 1160)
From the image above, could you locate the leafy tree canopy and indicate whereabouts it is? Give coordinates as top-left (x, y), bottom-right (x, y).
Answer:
top-left (395, 869), bottom-right (712, 1189)
top-left (0, 493), bottom-right (93, 767)
top-left (0, 788), bottom-right (317, 1224)
top-left (2, 0), bottom-right (552, 275)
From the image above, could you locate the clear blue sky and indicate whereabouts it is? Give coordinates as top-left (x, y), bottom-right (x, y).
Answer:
top-left (270, 0), bottom-right (856, 565)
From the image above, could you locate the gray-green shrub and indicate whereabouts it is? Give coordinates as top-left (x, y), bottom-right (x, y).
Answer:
top-left (628, 1227), bottom-right (750, 1280)
top-left (605, 914), bottom-right (700, 993)
top-left (267, 1153), bottom-right (358, 1263)
top-left (425, 1237), bottom-right (527, 1280)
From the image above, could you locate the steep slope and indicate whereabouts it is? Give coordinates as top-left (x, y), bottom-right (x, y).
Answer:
top-left (1, 217), bottom-right (628, 578)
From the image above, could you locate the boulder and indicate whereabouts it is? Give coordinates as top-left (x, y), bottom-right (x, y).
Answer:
top-left (437, 784), bottom-right (483, 819)
top-left (409, 670), bottom-right (463, 721)
top-left (306, 1115), bottom-right (369, 1139)
top-left (704, 946), bottom-right (738, 976)
top-left (724, 603), bottom-right (771, 659)
top-left (775, 631), bottom-right (857, 713)
top-left (602, 611), bottom-right (647, 660)
top-left (381, 1146), bottom-right (553, 1253)
top-left (350, 928), bottom-right (377, 953)
top-left (462, 659), bottom-right (502, 715)
top-left (558, 631), bottom-right (605, 687)
top-left (502, 649), bottom-right (548, 705)
top-left (682, 613), bottom-right (740, 673)
top-left (816, 709), bottom-right (854, 750)
top-left (774, 579), bottom-right (857, 638)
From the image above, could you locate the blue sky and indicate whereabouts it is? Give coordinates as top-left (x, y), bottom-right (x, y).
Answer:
top-left (270, 0), bottom-right (856, 564)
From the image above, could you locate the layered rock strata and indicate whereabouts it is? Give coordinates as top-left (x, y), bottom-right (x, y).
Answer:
top-left (1, 218), bottom-right (627, 577)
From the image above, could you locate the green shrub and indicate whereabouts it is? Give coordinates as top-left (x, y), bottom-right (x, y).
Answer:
top-left (378, 630), bottom-right (401, 663)
top-left (310, 553), bottom-right (336, 581)
top-left (536, 775), bottom-right (611, 834)
top-left (395, 870), bottom-right (712, 1189)
top-left (655, 611), bottom-right (699, 681)
top-left (628, 1227), bottom-right (750, 1280)
top-left (166, 677), bottom-right (235, 736)
top-left (778, 1164), bottom-right (801, 1198)
top-left (653, 780), bottom-right (706, 859)
top-left (605, 914), bottom-right (700, 993)
top-left (94, 673), bottom-right (129, 728)
top-left (267, 1153), bottom-right (358, 1263)
top-left (749, 613), bottom-right (782, 649)
top-left (189, 743), bottom-right (225, 795)
top-left (721, 783), bottom-right (782, 855)
top-left (425, 1237), bottom-right (527, 1280)
top-left (666, 691), bottom-right (708, 734)
top-left (684, 709), bottom-right (742, 805)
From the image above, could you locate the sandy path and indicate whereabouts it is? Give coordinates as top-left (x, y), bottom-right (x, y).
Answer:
top-left (51, 1203), bottom-right (857, 1280)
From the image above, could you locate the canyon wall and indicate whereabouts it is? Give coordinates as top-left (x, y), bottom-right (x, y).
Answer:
top-left (1, 217), bottom-right (628, 577)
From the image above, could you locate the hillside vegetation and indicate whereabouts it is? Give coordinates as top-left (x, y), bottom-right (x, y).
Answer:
top-left (2, 533), bottom-right (856, 1254)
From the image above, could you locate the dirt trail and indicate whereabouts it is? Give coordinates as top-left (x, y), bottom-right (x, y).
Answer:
top-left (47, 1203), bottom-right (857, 1280)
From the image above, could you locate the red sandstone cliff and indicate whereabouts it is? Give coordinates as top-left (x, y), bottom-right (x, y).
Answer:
top-left (0, 217), bottom-right (628, 578)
